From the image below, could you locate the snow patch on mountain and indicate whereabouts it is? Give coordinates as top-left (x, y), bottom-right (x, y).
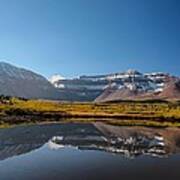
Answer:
top-left (49, 74), bottom-right (65, 83)
top-left (49, 69), bottom-right (171, 94)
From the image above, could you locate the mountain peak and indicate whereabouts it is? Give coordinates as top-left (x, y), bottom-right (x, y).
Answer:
top-left (0, 62), bottom-right (179, 101)
top-left (49, 74), bottom-right (65, 84)
top-left (0, 61), bottom-right (14, 67)
top-left (125, 69), bottom-right (141, 75)
top-left (0, 61), bottom-right (10, 64)
top-left (0, 62), bottom-right (60, 99)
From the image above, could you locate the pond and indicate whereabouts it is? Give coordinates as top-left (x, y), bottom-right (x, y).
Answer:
top-left (0, 122), bottom-right (180, 180)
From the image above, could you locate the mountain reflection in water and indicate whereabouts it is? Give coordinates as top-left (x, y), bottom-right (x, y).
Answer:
top-left (49, 134), bottom-right (166, 158)
top-left (0, 123), bottom-right (180, 180)
top-left (0, 123), bottom-right (179, 160)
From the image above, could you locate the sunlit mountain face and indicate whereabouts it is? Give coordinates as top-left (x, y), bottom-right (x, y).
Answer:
top-left (50, 70), bottom-right (180, 101)
top-left (0, 62), bottom-right (179, 101)
top-left (50, 70), bottom-right (170, 92)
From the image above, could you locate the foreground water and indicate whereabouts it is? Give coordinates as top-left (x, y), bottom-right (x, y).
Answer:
top-left (0, 123), bottom-right (180, 180)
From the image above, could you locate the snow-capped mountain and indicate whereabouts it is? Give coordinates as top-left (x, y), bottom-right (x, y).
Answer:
top-left (0, 62), bottom-right (178, 101)
top-left (0, 62), bottom-right (59, 99)
top-left (49, 74), bottom-right (65, 84)
top-left (49, 69), bottom-right (172, 100)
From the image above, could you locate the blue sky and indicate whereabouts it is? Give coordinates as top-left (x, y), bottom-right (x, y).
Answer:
top-left (0, 0), bottom-right (179, 78)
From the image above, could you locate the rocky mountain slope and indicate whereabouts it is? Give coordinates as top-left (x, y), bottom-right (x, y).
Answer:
top-left (95, 78), bottom-right (180, 102)
top-left (0, 62), bottom-right (59, 99)
top-left (0, 62), bottom-right (179, 101)
top-left (50, 69), bottom-right (179, 101)
top-left (50, 69), bottom-right (169, 93)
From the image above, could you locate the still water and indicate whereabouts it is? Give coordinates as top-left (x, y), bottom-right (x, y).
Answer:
top-left (0, 123), bottom-right (180, 180)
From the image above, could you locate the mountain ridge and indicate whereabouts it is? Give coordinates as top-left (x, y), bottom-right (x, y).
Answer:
top-left (0, 62), bottom-right (60, 99)
top-left (50, 69), bottom-right (180, 101)
top-left (0, 62), bottom-right (179, 101)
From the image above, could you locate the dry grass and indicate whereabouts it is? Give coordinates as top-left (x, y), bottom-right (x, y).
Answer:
top-left (0, 98), bottom-right (180, 127)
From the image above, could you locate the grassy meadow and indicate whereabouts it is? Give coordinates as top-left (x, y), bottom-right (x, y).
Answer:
top-left (0, 97), bottom-right (180, 127)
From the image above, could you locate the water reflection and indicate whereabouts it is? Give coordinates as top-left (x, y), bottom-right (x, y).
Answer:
top-left (0, 123), bottom-right (179, 160)
top-left (0, 123), bottom-right (180, 180)
top-left (49, 134), bottom-right (166, 158)
top-left (0, 123), bottom-right (101, 160)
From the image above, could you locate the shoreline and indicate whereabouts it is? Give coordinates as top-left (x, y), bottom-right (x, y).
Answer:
top-left (1, 115), bottom-right (180, 128)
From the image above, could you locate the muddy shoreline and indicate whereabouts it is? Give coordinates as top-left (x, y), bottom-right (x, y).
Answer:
top-left (0, 113), bottom-right (180, 128)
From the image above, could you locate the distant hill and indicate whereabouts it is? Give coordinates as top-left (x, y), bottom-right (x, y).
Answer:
top-left (0, 62), bottom-right (59, 99)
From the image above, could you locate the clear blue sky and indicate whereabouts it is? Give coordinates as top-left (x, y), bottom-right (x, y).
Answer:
top-left (0, 0), bottom-right (179, 78)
